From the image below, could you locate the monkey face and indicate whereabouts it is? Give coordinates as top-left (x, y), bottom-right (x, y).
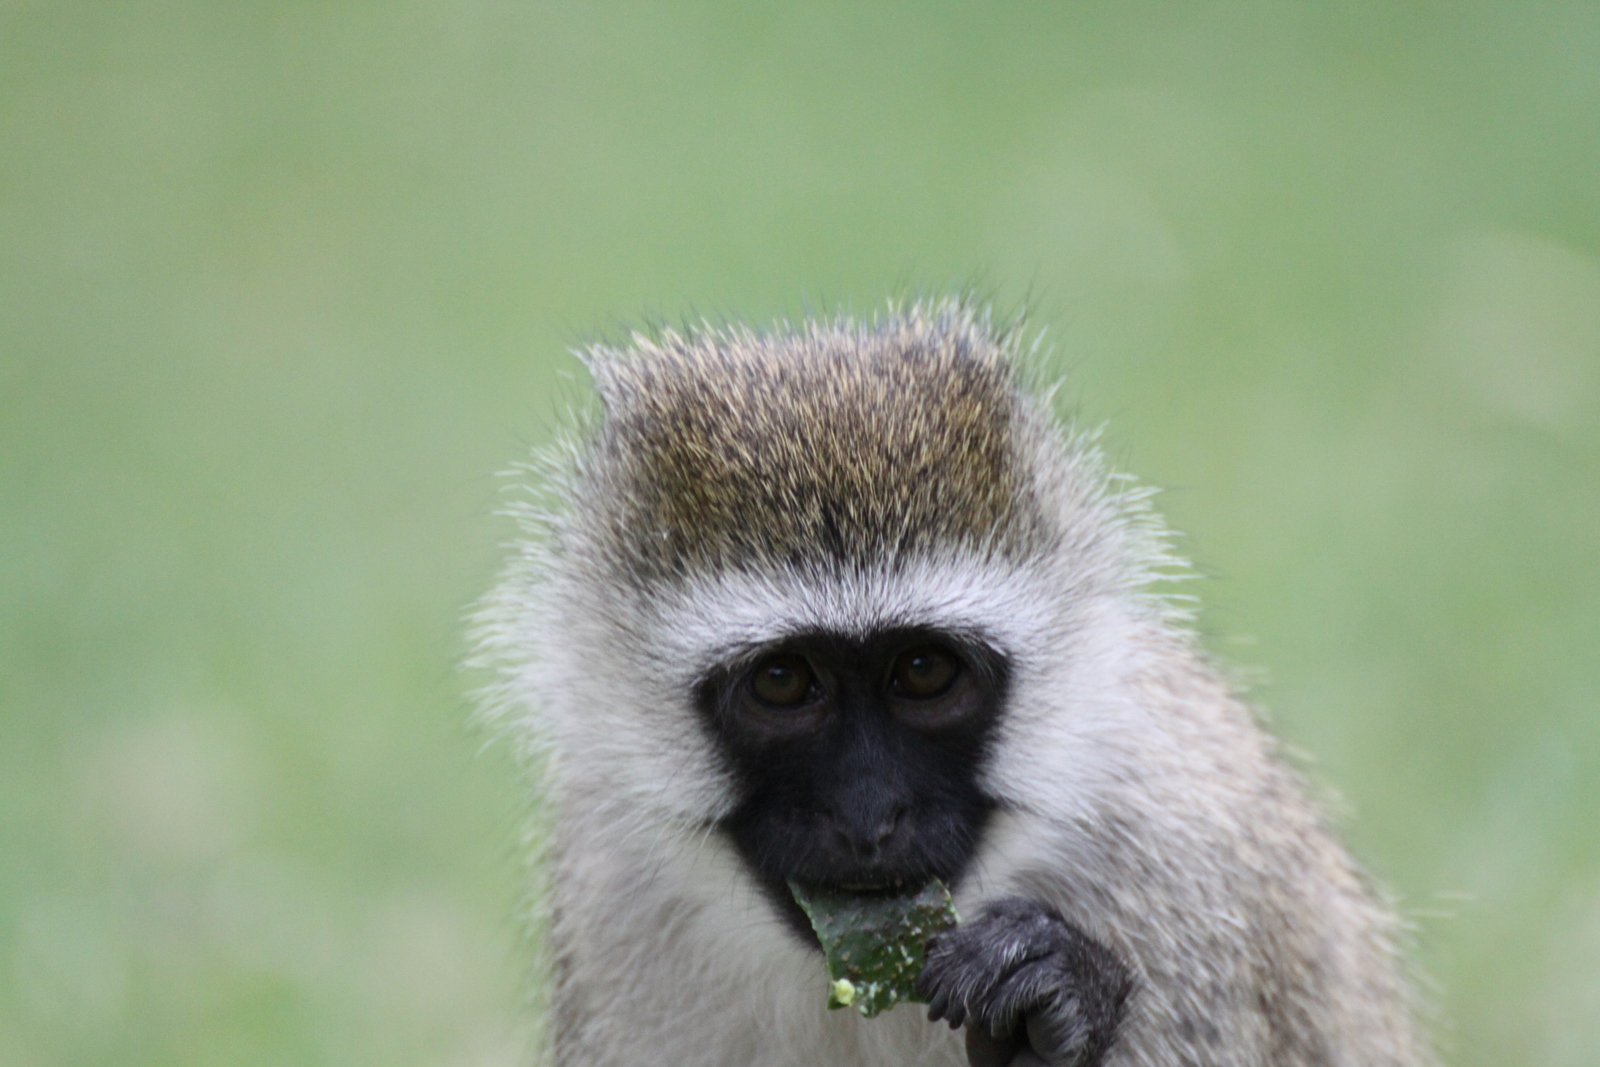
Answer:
top-left (696, 628), bottom-right (1007, 942)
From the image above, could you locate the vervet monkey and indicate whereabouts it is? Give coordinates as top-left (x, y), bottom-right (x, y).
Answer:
top-left (476, 301), bottom-right (1432, 1067)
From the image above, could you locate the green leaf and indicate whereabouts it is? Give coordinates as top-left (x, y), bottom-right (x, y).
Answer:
top-left (788, 879), bottom-right (959, 1018)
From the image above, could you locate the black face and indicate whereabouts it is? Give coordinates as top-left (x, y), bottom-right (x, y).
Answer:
top-left (696, 628), bottom-right (1007, 942)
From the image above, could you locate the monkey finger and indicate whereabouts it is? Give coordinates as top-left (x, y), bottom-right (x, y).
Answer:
top-left (967, 957), bottom-right (1063, 1038)
top-left (923, 988), bottom-right (960, 1027)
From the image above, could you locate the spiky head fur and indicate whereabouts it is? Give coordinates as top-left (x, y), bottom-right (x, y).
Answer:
top-left (580, 308), bottom-right (1054, 580)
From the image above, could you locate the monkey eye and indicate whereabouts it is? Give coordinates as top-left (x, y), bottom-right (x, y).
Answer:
top-left (890, 646), bottom-right (959, 699)
top-left (749, 655), bottom-right (817, 708)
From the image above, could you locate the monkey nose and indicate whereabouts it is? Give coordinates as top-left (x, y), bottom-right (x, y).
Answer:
top-left (829, 803), bottom-right (906, 860)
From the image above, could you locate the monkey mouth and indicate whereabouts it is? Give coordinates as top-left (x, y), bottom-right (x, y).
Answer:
top-left (791, 868), bottom-right (934, 896)
top-left (833, 879), bottom-right (910, 893)
top-left (782, 839), bottom-right (952, 897)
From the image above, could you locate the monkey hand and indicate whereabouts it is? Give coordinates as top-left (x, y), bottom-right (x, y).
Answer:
top-left (915, 897), bottom-right (1133, 1067)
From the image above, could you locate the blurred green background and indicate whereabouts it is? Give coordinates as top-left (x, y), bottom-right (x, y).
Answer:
top-left (3, 3), bottom-right (1598, 1065)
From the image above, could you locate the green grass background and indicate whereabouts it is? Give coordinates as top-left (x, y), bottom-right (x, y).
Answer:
top-left (3, 3), bottom-right (1598, 1065)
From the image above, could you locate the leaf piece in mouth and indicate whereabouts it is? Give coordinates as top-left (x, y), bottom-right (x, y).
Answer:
top-left (788, 878), bottom-right (959, 1018)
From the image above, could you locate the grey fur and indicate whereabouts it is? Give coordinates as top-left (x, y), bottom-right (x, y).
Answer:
top-left (474, 299), bottom-right (1435, 1066)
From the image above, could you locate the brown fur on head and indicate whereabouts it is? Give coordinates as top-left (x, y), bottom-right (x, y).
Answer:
top-left (576, 303), bottom-right (1057, 583)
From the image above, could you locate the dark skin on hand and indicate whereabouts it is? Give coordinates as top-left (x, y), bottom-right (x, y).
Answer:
top-left (918, 897), bottom-right (1133, 1067)
top-left (965, 1031), bottom-right (1049, 1067)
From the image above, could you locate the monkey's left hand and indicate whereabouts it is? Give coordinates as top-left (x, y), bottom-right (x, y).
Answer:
top-left (915, 897), bottom-right (1133, 1067)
